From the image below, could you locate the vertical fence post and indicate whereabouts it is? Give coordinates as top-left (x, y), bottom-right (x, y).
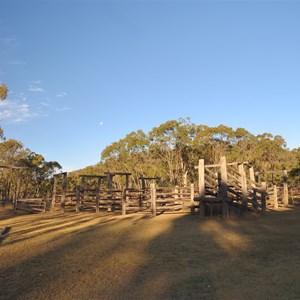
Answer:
top-left (150, 182), bottom-right (156, 216)
top-left (238, 164), bottom-right (248, 212)
top-left (96, 178), bottom-right (101, 213)
top-left (273, 185), bottom-right (278, 210)
top-left (80, 176), bottom-right (85, 211)
top-left (14, 173), bottom-right (21, 213)
top-left (121, 187), bottom-right (126, 215)
top-left (283, 170), bottom-right (289, 208)
top-left (198, 159), bottom-right (205, 217)
top-left (261, 182), bottom-right (266, 212)
top-left (190, 183), bottom-right (195, 214)
top-left (220, 156), bottom-right (229, 218)
top-left (51, 175), bottom-right (58, 212)
top-left (61, 173), bottom-right (67, 212)
top-left (174, 185), bottom-right (179, 200)
top-left (76, 186), bottom-right (80, 213)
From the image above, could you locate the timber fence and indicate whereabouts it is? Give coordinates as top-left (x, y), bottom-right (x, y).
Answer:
top-left (12, 156), bottom-right (298, 217)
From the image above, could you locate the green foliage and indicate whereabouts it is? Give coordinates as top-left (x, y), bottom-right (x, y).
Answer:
top-left (0, 139), bottom-right (61, 199)
top-left (0, 83), bottom-right (8, 100)
top-left (96, 118), bottom-right (298, 187)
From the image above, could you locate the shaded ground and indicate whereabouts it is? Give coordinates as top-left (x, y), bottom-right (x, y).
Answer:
top-left (1, 206), bottom-right (300, 300)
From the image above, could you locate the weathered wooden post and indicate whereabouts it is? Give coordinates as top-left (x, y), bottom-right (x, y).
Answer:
top-left (107, 173), bottom-right (113, 212)
top-left (220, 156), bottom-right (229, 218)
top-left (190, 183), bottom-right (195, 214)
top-left (96, 177), bottom-right (101, 213)
top-left (75, 186), bottom-right (80, 212)
top-left (283, 170), bottom-right (289, 208)
top-left (51, 175), bottom-right (58, 211)
top-left (61, 173), bottom-right (67, 212)
top-left (238, 163), bottom-right (248, 213)
top-left (249, 167), bottom-right (259, 208)
top-left (125, 174), bottom-right (130, 189)
top-left (273, 185), bottom-right (278, 210)
top-left (150, 182), bottom-right (156, 216)
top-left (121, 187), bottom-right (126, 215)
top-left (14, 173), bottom-right (21, 213)
top-left (261, 182), bottom-right (267, 212)
top-left (198, 159), bottom-right (206, 217)
top-left (174, 185), bottom-right (179, 199)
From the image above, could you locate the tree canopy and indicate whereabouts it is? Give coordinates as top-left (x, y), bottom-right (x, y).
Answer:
top-left (0, 84), bottom-right (8, 100)
top-left (71, 118), bottom-right (299, 188)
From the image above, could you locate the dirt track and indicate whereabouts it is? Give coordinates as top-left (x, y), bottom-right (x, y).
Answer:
top-left (1, 206), bottom-right (300, 300)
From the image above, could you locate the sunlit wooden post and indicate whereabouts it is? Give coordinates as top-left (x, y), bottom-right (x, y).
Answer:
top-left (150, 182), bottom-right (156, 216)
top-left (51, 175), bottom-right (58, 211)
top-left (61, 173), bottom-right (67, 212)
top-left (174, 185), bottom-right (179, 199)
top-left (220, 156), bottom-right (229, 218)
top-left (273, 185), bottom-right (278, 210)
top-left (190, 183), bottom-right (195, 214)
top-left (238, 163), bottom-right (248, 212)
top-left (198, 159), bottom-right (205, 217)
top-left (283, 170), bottom-right (289, 208)
top-left (75, 186), bottom-right (80, 212)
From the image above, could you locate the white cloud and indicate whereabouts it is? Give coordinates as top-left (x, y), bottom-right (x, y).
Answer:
top-left (99, 121), bottom-right (104, 126)
top-left (32, 80), bottom-right (42, 84)
top-left (0, 101), bottom-right (38, 123)
top-left (56, 105), bottom-right (71, 112)
top-left (39, 101), bottom-right (51, 107)
top-left (56, 91), bottom-right (67, 98)
top-left (28, 86), bottom-right (45, 92)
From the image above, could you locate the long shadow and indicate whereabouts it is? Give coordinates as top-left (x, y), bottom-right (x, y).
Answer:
top-left (111, 207), bottom-right (300, 299)
top-left (0, 226), bottom-right (11, 246)
top-left (1, 208), bottom-right (300, 299)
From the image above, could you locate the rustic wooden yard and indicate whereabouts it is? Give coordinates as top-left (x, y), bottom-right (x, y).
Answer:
top-left (1, 206), bottom-right (300, 300)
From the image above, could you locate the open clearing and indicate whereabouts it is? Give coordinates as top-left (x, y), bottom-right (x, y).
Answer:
top-left (1, 207), bottom-right (300, 300)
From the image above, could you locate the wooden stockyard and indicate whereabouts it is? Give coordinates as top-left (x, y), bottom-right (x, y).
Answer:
top-left (12, 156), bottom-right (299, 217)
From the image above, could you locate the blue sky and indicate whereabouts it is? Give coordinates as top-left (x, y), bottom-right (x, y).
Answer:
top-left (1, 0), bottom-right (300, 171)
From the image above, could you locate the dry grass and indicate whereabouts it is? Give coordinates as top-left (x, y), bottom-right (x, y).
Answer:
top-left (1, 206), bottom-right (300, 300)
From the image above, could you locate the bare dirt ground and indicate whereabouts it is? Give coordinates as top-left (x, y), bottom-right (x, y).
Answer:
top-left (1, 206), bottom-right (300, 300)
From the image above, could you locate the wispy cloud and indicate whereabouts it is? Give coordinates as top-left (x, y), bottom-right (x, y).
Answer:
top-left (56, 91), bottom-right (67, 98)
top-left (56, 105), bottom-right (71, 112)
top-left (0, 101), bottom-right (38, 123)
top-left (39, 101), bottom-right (51, 107)
top-left (32, 80), bottom-right (42, 84)
top-left (0, 37), bottom-right (18, 47)
top-left (28, 85), bottom-right (45, 92)
top-left (8, 60), bottom-right (27, 65)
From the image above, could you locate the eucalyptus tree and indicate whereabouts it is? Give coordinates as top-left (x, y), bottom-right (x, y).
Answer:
top-left (101, 130), bottom-right (152, 187)
top-left (19, 152), bottom-right (61, 197)
top-left (149, 118), bottom-right (198, 186)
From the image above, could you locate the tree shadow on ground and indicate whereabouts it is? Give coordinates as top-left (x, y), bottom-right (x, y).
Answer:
top-left (1, 208), bottom-right (300, 299)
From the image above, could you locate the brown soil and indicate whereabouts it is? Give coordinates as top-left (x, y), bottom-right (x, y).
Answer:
top-left (1, 206), bottom-right (300, 300)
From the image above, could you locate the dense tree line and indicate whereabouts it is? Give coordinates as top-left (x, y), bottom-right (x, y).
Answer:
top-left (0, 85), bottom-right (61, 200)
top-left (71, 118), bottom-right (299, 188)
